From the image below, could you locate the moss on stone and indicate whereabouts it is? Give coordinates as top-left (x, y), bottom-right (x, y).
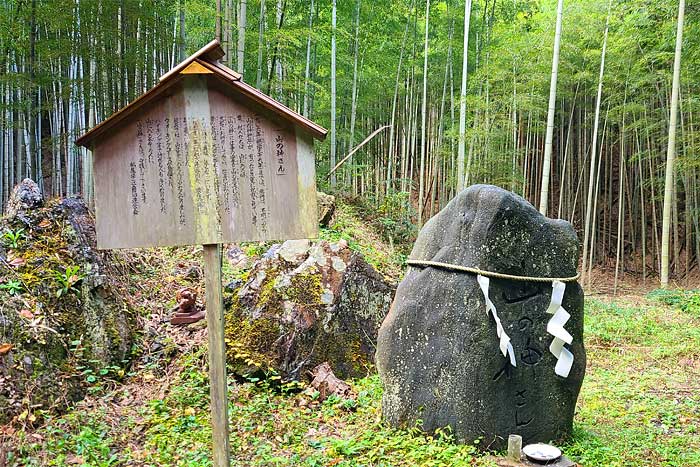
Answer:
top-left (0, 197), bottom-right (136, 425)
top-left (312, 329), bottom-right (372, 379)
top-left (285, 270), bottom-right (323, 305)
top-left (222, 242), bottom-right (391, 383)
top-left (224, 295), bottom-right (282, 375)
top-left (254, 268), bottom-right (282, 313)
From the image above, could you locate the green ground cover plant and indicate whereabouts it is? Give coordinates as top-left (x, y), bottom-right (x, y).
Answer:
top-left (10, 296), bottom-right (699, 466)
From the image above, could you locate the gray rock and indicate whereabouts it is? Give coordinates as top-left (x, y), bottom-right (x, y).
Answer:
top-left (5, 178), bottom-right (44, 220)
top-left (376, 185), bottom-right (585, 450)
top-left (225, 239), bottom-right (395, 381)
top-left (262, 243), bottom-right (281, 259)
top-left (317, 191), bottom-right (336, 227)
top-left (277, 239), bottom-right (312, 263)
top-left (224, 279), bottom-right (243, 292)
top-left (0, 196), bottom-right (136, 424)
top-left (225, 244), bottom-right (249, 269)
top-left (172, 264), bottom-right (201, 281)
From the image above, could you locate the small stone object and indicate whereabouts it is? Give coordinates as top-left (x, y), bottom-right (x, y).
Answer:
top-left (508, 435), bottom-right (523, 461)
top-left (376, 185), bottom-right (585, 450)
top-left (308, 362), bottom-right (355, 402)
top-left (490, 454), bottom-right (576, 467)
top-left (170, 287), bottom-right (205, 325)
top-left (317, 191), bottom-right (336, 227)
top-left (277, 239), bottom-right (312, 262)
top-left (172, 263), bottom-right (201, 281)
top-left (226, 244), bottom-right (248, 270)
top-left (5, 179), bottom-right (43, 220)
top-left (224, 279), bottom-right (243, 292)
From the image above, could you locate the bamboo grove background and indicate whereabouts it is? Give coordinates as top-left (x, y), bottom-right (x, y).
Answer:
top-left (1, 0), bottom-right (699, 284)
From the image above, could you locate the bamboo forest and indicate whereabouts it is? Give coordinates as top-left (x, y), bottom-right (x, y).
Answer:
top-left (1, 0), bottom-right (699, 286)
top-left (2, 1), bottom-right (700, 466)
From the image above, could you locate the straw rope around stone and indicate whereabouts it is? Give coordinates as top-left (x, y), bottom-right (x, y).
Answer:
top-left (406, 259), bottom-right (581, 283)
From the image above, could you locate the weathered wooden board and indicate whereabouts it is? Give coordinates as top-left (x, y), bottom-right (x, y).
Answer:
top-left (92, 75), bottom-right (318, 249)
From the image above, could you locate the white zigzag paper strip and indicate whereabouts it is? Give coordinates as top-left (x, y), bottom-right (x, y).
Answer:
top-left (546, 280), bottom-right (574, 378)
top-left (477, 274), bottom-right (516, 367)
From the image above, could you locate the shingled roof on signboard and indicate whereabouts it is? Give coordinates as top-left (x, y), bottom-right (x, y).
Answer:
top-left (75, 39), bottom-right (327, 148)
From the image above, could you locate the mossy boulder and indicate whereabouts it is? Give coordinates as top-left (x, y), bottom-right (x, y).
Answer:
top-left (0, 181), bottom-right (137, 424)
top-left (224, 239), bottom-right (394, 381)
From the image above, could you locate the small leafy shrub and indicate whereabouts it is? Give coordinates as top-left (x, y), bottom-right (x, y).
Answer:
top-left (54, 264), bottom-right (85, 297)
top-left (2, 228), bottom-right (25, 249)
top-left (647, 288), bottom-right (700, 317)
top-left (0, 278), bottom-right (23, 295)
top-left (241, 241), bottom-right (273, 258)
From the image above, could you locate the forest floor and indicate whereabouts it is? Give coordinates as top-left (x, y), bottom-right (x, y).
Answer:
top-left (4, 198), bottom-right (700, 467)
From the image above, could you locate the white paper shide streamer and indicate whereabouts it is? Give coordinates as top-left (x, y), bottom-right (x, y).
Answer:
top-left (477, 274), bottom-right (516, 367)
top-left (546, 281), bottom-right (574, 377)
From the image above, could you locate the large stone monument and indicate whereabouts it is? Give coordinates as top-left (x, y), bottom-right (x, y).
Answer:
top-left (376, 185), bottom-right (585, 450)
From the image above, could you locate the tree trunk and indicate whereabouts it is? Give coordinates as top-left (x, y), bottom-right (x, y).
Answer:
top-left (418, 0), bottom-right (430, 226)
top-left (302, 0), bottom-right (314, 117)
top-left (581, 0), bottom-right (610, 284)
top-left (237, 0), bottom-right (247, 74)
top-left (179, 0), bottom-right (186, 61)
top-left (456, 0), bottom-right (472, 193)
top-left (661, 0), bottom-right (685, 287)
top-left (330, 0), bottom-right (337, 187)
top-left (347, 0), bottom-right (362, 186)
top-left (614, 82), bottom-right (628, 294)
top-left (216, 0), bottom-right (222, 42)
top-left (538, 0), bottom-right (563, 215)
top-left (256, 0), bottom-right (265, 89)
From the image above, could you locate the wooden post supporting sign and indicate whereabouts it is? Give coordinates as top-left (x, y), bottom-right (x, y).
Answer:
top-left (204, 243), bottom-right (230, 466)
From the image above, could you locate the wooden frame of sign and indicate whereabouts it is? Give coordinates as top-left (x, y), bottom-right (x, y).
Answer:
top-left (76, 39), bottom-right (327, 466)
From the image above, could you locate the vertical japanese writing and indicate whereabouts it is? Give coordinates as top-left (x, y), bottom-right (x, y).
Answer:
top-left (123, 112), bottom-right (294, 238)
top-left (146, 118), bottom-right (154, 164)
top-left (217, 116), bottom-right (231, 213)
top-left (275, 133), bottom-right (286, 175)
top-left (155, 119), bottom-right (167, 213)
top-left (514, 389), bottom-right (533, 427)
top-left (513, 317), bottom-right (538, 429)
top-left (237, 114), bottom-right (246, 180)
top-left (174, 116), bottom-right (186, 225)
top-left (246, 116), bottom-right (257, 228)
top-left (255, 117), bottom-right (269, 234)
top-left (189, 121), bottom-right (205, 213)
top-left (136, 120), bottom-right (147, 204)
top-left (164, 117), bottom-right (174, 190)
top-left (207, 116), bottom-right (223, 237)
top-left (129, 162), bottom-right (139, 215)
top-left (226, 116), bottom-right (240, 208)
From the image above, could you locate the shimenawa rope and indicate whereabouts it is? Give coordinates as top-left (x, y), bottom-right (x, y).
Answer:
top-left (406, 257), bottom-right (578, 377)
top-left (406, 259), bottom-right (580, 283)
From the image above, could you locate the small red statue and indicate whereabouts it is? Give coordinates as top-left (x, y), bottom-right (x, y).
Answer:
top-left (170, 287), bottom-right (205, 325)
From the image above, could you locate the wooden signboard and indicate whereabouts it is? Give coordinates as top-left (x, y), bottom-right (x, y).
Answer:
top-left (92, 74), bottom-right (317, 249)
top-left (76, 40), bottom-right (327, 467)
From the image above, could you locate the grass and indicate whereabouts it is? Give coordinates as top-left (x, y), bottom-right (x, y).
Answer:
top-left (8, 294), bottom-right (700, 467)
top-left (318, 196), bottom-right (409, 281)
top-left (566, 296), bottom-right (700, 466)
